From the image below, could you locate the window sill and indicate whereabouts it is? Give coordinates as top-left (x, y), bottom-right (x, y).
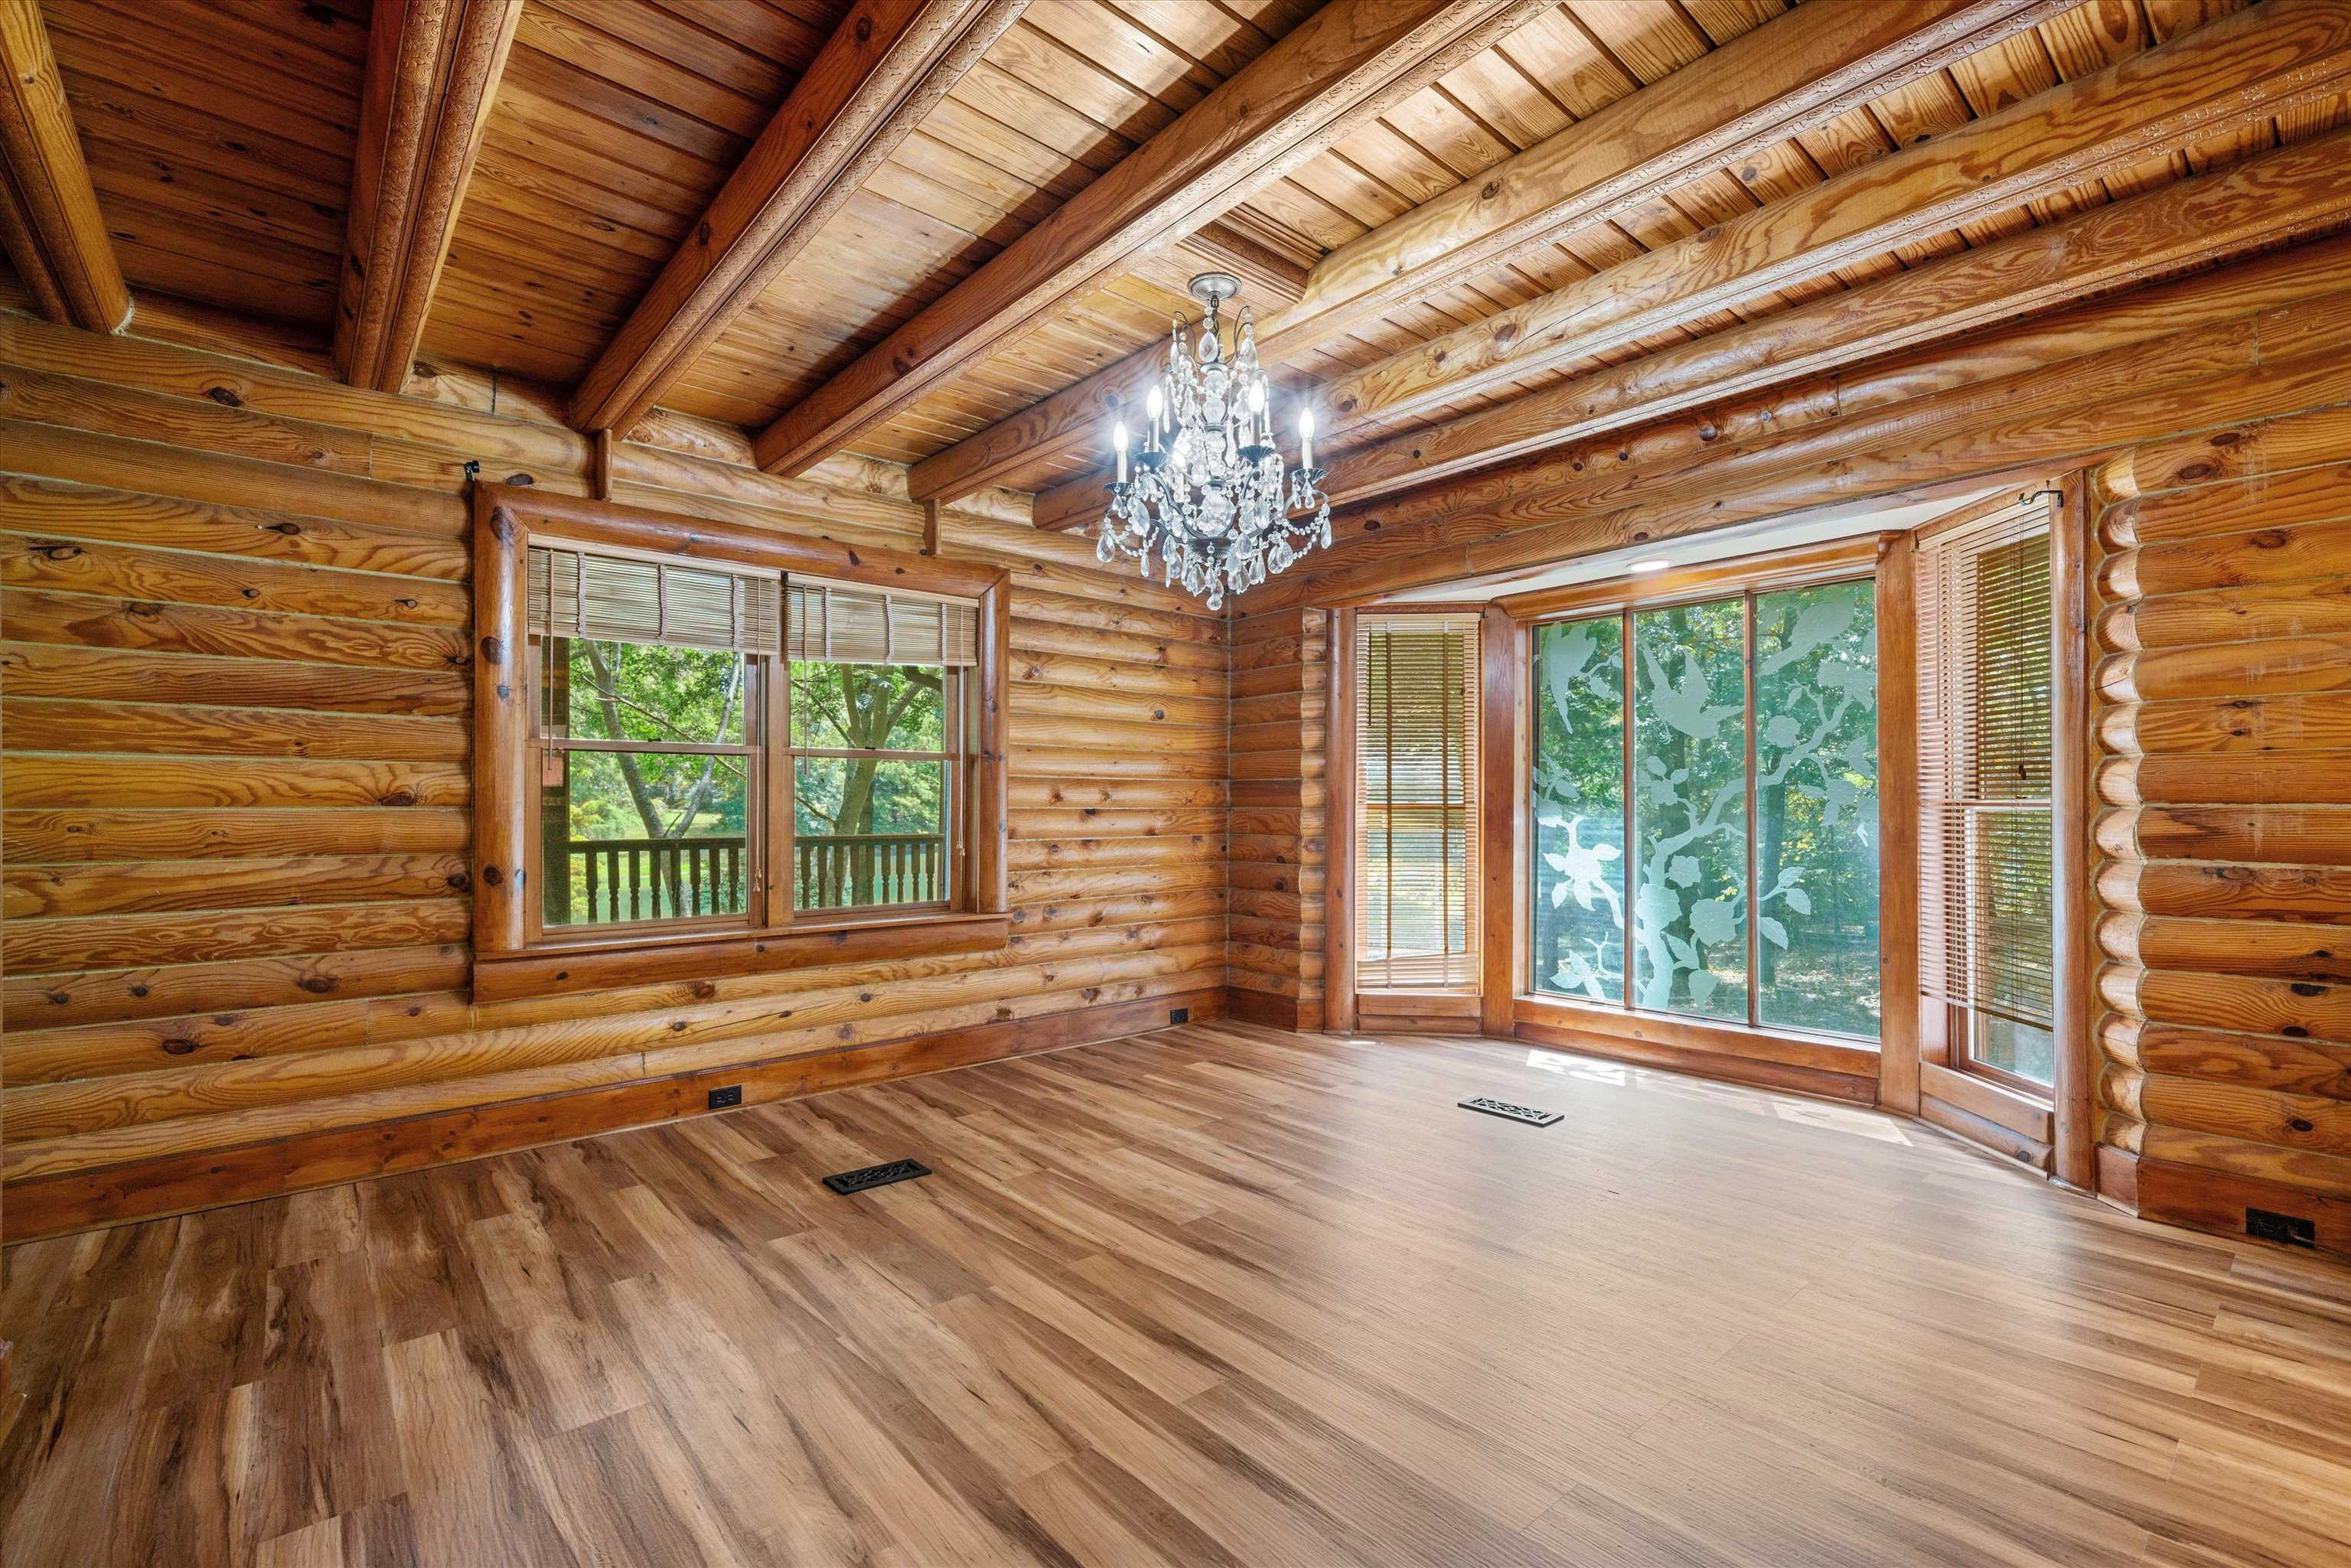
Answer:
top-left (1513, 994), bottom-right (1881, 1083)
top-left (472, 911), bottom-right (1010, 1002)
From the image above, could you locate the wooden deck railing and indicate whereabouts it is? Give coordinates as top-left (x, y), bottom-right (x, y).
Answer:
top-left (557, 832), bottom-right (942, 923)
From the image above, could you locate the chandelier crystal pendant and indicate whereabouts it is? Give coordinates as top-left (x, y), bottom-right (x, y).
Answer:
top-left (1094, 272), bottom-right (1332, 611)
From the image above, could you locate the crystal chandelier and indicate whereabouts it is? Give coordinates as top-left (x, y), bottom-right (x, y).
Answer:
top-left (1094, 272), bottom-right (1331, 611)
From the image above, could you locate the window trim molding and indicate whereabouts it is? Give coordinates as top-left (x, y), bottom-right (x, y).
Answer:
top-left (1494, 533), bottom-right (1909, 1081)
top-left (1515, 550), bottom-right (1890, 1041)
top-left (470, 483), bottom-right (1011, 1002)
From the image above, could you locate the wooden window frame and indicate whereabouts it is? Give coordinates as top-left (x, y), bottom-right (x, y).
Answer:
top-left (1491, 535), bottom-right (1906, 1091)
top-left (471, 484), bottom-right (1010, 1002)
top-left (1913, 493), bottom-right (2066, 1107)
top-left (1348, 609), bottom-right (1485, 1002)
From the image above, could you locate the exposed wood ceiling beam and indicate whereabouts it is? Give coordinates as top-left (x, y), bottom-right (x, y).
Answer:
top-left (334, 0), bottom-right (525, 393)
top-left (1303, 0), bottom-right (2351, 438)
top-left (0, 0), bottom-right (129, 333)
top-left (569, 0), bottom-right (1029, 436)
top-left (1304, 128), bottom-right (2351, 513)
top-left (918, 0), bottom-right (2068, 510)
top-left (1029, 0), bottom-right (2351, 531)
top-left (750, 0), bottom-right (1555, 478)
top-left (1251, 233), bottom-right (2351, 609)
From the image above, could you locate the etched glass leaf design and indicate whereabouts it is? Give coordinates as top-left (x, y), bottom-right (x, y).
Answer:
top-left (1530, 617), bottom-right (1625, 1001)
top-left (1631, 598), bottom-right (1748, 1019)
top-left (1753, 579), bottom-right (1880, 1037)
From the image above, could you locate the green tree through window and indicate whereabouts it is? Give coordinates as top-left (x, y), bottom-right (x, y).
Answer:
top-left (1527, 578), bottom-right (1880, 1039)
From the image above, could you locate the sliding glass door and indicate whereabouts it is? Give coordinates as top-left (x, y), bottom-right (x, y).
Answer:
top-left (1529, 577), bottom-right (1881, 1039)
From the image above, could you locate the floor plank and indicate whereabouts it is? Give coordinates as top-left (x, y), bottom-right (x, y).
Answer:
top-left (5, 1022), bottom-right (2348, 1567)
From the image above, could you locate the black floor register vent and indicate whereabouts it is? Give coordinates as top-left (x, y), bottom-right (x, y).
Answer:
top-left (1459, 1097), bottom-right (1563, 1128)
top-left (822, 1159), bottom-right (931, 1195)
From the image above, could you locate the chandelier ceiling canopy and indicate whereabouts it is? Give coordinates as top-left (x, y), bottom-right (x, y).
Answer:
top-left (1094, 272), bottom-right (1331, 611)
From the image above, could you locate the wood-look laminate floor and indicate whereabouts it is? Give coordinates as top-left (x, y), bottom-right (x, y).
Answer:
top-left (5, 1023), bottom-right (2349, 1568)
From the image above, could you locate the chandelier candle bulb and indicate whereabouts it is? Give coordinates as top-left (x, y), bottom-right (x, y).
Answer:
top-left (1093, 273), bottom-right (1333, 611)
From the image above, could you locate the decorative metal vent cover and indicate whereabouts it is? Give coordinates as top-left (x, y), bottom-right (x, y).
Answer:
top-left (1458, 1097), bottom-right (1562, 1127)
top-left (821, 1159), bottom-right (932, 1195)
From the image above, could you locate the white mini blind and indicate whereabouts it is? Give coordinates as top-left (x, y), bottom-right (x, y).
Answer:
top-left (1355, 614), bottom-right (1480, 991)
top-left (785, 579), bottom-right (978, 667)
top-left (1917, 497), bottom-right (2056, 1026)
top-left (527, 545), bottom-right (781, 655)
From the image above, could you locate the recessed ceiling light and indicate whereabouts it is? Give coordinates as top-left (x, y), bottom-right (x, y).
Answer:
top-left (1627, 558), bottom-right (1672, 572)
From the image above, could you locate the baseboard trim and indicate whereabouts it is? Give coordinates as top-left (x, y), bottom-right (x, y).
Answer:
top-left (2, 986), bottom-right (1227, 1244)
top-left (2127, 1152), bottom-right (2351, 1261)
top-left (1514, 1016), bottom-right (1879, 1105)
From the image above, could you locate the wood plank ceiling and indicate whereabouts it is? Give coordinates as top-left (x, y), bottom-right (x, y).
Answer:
top-left (20, 0), bottom-right (2350, 520)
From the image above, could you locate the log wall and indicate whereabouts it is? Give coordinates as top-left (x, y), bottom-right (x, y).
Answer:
top-left (0, 302), bottom-right (1229, 1240)
top-left (1224, 605), bottom-right (1327, 1030)
top-left (2092, 401), bottom-right (2351, 1256)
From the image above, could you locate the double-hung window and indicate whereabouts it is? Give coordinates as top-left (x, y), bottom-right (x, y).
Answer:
top-left (1918, 500), bottom-right (2059, 1090)
top-left (471, 485), bottom-right (1009, 1000)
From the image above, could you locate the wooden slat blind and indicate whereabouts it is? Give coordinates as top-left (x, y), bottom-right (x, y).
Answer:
top-left (528, 544), bottom-right (781, 654)
top-left (1918, 497), bottom-right (2056, 1026)
top-left (785, 578), bottom-right (978, 666)
top-left (1355, 614), bottom-right (1480, 991)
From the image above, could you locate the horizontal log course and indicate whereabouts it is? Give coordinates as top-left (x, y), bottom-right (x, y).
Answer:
top-left (1009, 615), bottom-right (1231, 673)
top-left (3, 897), bottom-right (473, 978)
top-left (1, 805), bottom-right (472, 863)
top-left (1006, 836), bottom-right (1225, 872)
top-left (1231, 689), bottom-right (1312, 729)
top-left (2094, 576), bottom-right (2351, 653)
top-left (1006, 776), bottom-right (1228, 810)
top-left (1007, 863), bottom-right (1228, 905)
top-left (1006, 589), bottom-right (1228, 647)
top-left (2103, 1014), bottom-right (2351, 1099)
top-left (2100, 520), bottom-right (2351, 599)
top-left (0, 474), bottom-right (470, 579)
top-left (0, 530), bottom-right (471, 624)
top-left (1007, 685), bottom-right (1230, 729)
top-left (2097, 636), bottom-right (2351, 701)
top-left (2, 944), bottom-right (471, 1032)
top-left (0, 311), bottom-right (577, 471)
top-left (0, 644), bottom-right (471, 716)
top-left (2098, 399), bottom-right (2351, 499)
top-left (3, 852), bottom-right (471, 919)
top-left (2098, 691), bottom-right (2351, 755)
top-left (2095, 752), bottom-right (2351, 807)
top-left (1009, 889), bottom-right (1229, 937)
top-left (2, 585), bottom-right (473, 670)
top-left (0, 417), bottom-right (465, 537)
top-left (2095, 805), bottom-right (2351, 867)
top-left (2096, 910), bottom-right (2351, 981)
top-left (2101, 460), bottom-right (2351, 547)
top-left (1007, 807), bottom-right (1229, 841)
top-left (0, 362), bottom-right (373, 474)
top-left (1010, 744), bottom-right (1229, 782)
top-left (1012, 650), bottom-right (1228, 699)
top-left (2129, 1070), bottom-right (2351, 1163)
top-left (2098, 855), bottom-right (2351, 924)
top-left (2100, 960), bottom-right (2351, 1045)
top-left (1, 696), bottom-right (469, 761)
